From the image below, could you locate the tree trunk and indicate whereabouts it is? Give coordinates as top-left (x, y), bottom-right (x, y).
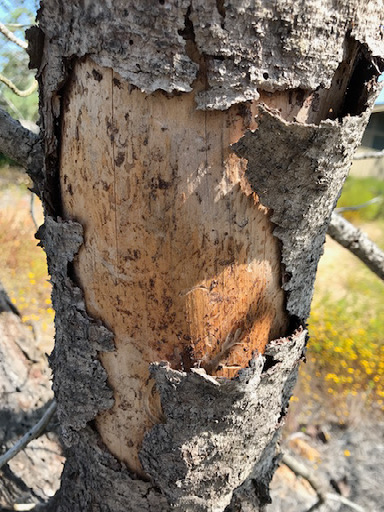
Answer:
top-left (30, 2), bottom-right (383, 511)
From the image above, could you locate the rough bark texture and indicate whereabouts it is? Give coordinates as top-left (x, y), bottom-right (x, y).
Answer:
top-left (34, 1), bottom-right (383, 110)
top-left (38, 216), bottom-right (115, 447)
top-left (32, 1), bottom-right (384, 511)
top-left (0, 107), bottom-right (43, 194)
top-left (140, 330), bottom-right (306, 511)
top-left (41, 331), bottom-right (306, 512)
top-left (232, 109), bottom-right (370, 320)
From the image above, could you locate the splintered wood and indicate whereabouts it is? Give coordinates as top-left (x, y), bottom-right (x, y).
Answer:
top-left (60, 59), bottom-right (287, 474)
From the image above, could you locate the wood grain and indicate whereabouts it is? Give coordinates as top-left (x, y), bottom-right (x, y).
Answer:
top-left (60, 58), bottom-right (287, 474)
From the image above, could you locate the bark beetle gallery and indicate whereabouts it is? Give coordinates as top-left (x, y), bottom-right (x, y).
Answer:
top-left (23, 2), bottom-right (384, 511)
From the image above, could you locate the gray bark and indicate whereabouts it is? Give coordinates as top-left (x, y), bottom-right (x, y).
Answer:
top-left (34, 1), bottom-right (383, 110)
top-left (328, 212), bottom-right (384, 281)
top-left (0, 107), bottom-right (37, 167)
top-left (0, 107), bottom-right (43, 194)
top-left (30, 1), bottom-right (384, 511)
top-left (39, 217), bottom-right (115, 445)
top-left (141, 333), bottom-right (305, 511)
top-left (232, 109), bottom-right (369, 321)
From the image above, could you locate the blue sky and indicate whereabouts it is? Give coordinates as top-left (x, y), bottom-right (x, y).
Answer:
top-left (0, 0), bottom-right (37, 66)
top-left (0, 0), bottom-right (37, 34)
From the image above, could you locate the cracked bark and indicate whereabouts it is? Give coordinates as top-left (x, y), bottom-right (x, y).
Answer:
top-left (30, 1), bottom-right (384, 511)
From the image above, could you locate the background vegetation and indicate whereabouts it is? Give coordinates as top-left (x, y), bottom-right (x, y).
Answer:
top-left (0, 0), bottom-right (38, 121)
top-left (289, 176), bottom-right (384, 428)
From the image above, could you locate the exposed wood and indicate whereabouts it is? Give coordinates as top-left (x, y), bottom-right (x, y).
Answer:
top-left (60, 58), bottom-right (288, 475)
top-left (40, 329), bottom-right (306, 512)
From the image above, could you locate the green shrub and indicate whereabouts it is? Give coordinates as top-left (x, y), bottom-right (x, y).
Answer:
top-left (337, 176), bottom-right (384, 223)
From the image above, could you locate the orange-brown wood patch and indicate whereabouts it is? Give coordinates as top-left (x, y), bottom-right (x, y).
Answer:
top-left (60, 59), bottom-right (288, 475)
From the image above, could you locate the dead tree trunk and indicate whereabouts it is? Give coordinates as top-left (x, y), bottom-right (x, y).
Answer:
top-left (29, 2), bottom-right (383, 511)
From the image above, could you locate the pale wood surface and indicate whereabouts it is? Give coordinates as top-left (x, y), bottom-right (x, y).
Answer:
top-left (60, 58), bottom-right (287, 474)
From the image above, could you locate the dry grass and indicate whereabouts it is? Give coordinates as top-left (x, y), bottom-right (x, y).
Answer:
top-left (0, 168), bottom-right (54, 354)
top-left (288, 222), bottom-right (384, 429)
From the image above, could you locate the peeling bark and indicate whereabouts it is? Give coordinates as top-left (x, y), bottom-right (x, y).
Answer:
top-left (31, 1), bottom-right (384, 511)
top-left (34, 1), bottom-right (384, 110)
top-left (43, 330), bottom-right (306, 512)
top-left (38, 216), bottom-right (114, 446)
top-left (232, 108), bottom-right (370, 320)
top-left (140, 330), bottom-right (306, 511)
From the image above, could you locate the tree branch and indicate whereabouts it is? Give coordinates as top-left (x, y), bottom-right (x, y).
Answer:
top-left (0, 401), bottom-right (57, 470)
top-left (326, 494), bottom-right (365, 512)
top-left (3, 24), bottom-right (31, 29)
top-left (0, 88), bottom-right (23, 117)
top-left (0, 106), bottom-right (43, 193)
top-left (353, 150), bottom-right (384, 160)
top-left (0, 72), bottom-right (38, 97)
top-left (0, 106), bottom-right (38, 167)
top-left (281, 452), bottom-right (365, 512)
top-left (281, 452), bottom-right (327, 504)
top-left (335, 196), bottom-right (382, 213)
top-left (328, 212), bottom-right (384, 281)
top-left (0, 21), bottom-right (28, 49)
